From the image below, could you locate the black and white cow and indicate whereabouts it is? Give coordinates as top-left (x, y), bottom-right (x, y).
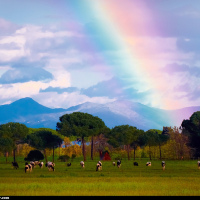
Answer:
top-left (67, 163), bottom-right (71, 167)
top-left (96, 161), bottom-right (102, 171)
top-left (25, 162), bottom-right (32, 173)
top-left (161, 161), bottom-right (165, 170)
top-left (146, 162), bottom-right (151, 166)
top-left (38, 162), bottom-right (44, 168)
top-left (80, 161), bottom-right (85, 168)
top-left (31, 161), bottom-right (43, 168)
top-left (34, 161), bottom-right (40, 165)
top-left (12, 162), bottom-right (19, 169)
top-left (133, 162), bottom-right (138, 166)
top-left (117, 160), bottom-right (121, 168)
top-left (30, 161), bottom-right (36, 168)
top-left (198, 161), bottom-right (200, 169)
top-left (46, 161), bottom-right (55, 171)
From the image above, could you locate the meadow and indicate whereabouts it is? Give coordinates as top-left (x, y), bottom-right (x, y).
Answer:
top-left (0, 157), bottom-right (200, 196)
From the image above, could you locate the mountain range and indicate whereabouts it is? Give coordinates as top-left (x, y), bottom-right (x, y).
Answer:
top-left (0, 97), bottom-right (199, 131)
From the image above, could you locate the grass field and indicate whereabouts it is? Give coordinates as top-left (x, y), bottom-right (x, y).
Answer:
top-left (0, 157), bottom-right (200, 196)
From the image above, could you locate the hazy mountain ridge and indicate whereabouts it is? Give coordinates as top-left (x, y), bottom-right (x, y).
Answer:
top-left (0, 97), bottom-right (199, 131)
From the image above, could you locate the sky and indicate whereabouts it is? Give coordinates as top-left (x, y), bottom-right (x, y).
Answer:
top-left (0, 0), bottom-right (200, 110)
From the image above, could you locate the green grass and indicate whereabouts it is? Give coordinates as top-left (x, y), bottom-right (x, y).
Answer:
top-left (1, 157), bottom-right (200, 196)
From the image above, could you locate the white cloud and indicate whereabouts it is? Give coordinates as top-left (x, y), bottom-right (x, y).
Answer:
top-left (0, 24), bottom-right (83, 63)
top-left (32, 91), bottom-right (116, 109)
top-left (0, 69), bottom-right (70, 101)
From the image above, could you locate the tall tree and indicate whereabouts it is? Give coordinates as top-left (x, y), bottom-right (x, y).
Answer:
top-left (130, 129), bottom-right (145, 160)
top-left (181, 111), bottom-right (200, 157)
top-left (106, 125), bottom-right (142, 160)
top-left (162, 126), bottom-right (190, 159)
top-left (0, 122), bottom-right (29, 162)
top-left (145, 129), bottom-right (160, 160)
top-left (0, 137), bottom-right (14, 163)
top-left (56, 112), bottom-right (107, 161)
top-left (158, 128), bottom-right (170, 159)
top-left (26, 130), bottom-right (63, 163)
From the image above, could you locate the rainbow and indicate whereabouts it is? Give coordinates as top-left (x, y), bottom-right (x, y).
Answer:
top-left (45, 1), bottom-right (190, 114)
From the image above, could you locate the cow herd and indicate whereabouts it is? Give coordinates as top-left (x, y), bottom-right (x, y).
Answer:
top-left (10, 160), bottom-right (200, 173)
top-left (24, 161), bottom-right (44, 173)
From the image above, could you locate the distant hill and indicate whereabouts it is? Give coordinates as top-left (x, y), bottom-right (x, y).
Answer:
top-left (0, 97), bottom-right (67, 128)
top-left (0, 97), bottom-right (199, 131)
top-left (66, 100), bottom-right (176, 130)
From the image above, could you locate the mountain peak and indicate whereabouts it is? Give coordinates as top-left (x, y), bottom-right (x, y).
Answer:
top-left (0, 97), bottom-right (66, 120)
top-left (11, 97), bottom-right (39, 105)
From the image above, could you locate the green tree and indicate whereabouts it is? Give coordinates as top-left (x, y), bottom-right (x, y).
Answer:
top-left (0, 137), bottom-right (14, 163)
top-left (145, 129), bottom-right (161, 160)
top-left (158, 129), bottom-right (169, 159)
top-left (181, 111), bottom-right (200, 157)
top-left (56, 112), bottom-right (107, 161)
top-left (0, 122), bottom-right (29, 162)
top-left (130, 129), bottom-right (145, 160)
top-left (26, 130), bottom-right (63, 163)
top-left (28, 127), bottom-right (64, 157)
top-left (106, 125), bottom-right (141, 160)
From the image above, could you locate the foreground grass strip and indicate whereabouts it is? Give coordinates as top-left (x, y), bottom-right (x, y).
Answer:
top-left (1, 177), bottom-right (200, 196)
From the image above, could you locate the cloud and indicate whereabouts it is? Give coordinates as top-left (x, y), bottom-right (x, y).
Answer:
top-left (0, 66), bottom-right (53, 84)
top-left (40, 86), bottom-right (79, 94)
top-left (80, 76), bottom-right (151, 103)
top-left (0, 23), bottom-right (83, 63)
top-left (163, 63), bottom-right (200, 77)
top-left (0, 68), bottom-right (71, 103)
top-left (177, 38), bottom-right (200, 53)
top-left (0, 18), bottom-right (20, 36)
top-left (32, 91), bottom-right (116, 109)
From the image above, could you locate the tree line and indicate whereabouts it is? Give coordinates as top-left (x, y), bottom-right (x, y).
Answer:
top-left (0, 111), bottom-right (200, 162)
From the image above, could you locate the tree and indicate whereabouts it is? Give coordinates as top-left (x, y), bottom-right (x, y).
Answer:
top-left (106, 125), bottom-right (141, 160)
top-left (0, 122), bottom-right (29, 162)
top-left (145, 129), bottom-right (160, 160)
top-left (28, 127), bottom-right (64, 158)
top-left (26, 130), bottom-right (63, 163)
top-left (56, 112), bottom-right (107, 161)
top-left (130, 129), bottom-right (145, 160)
top-left (181, 111), bottom-right (200, 157)
top-left (24, 150), bottom-right (44, 161)
top-left (162, 126), bottom-right (190, 159)
top-left (158, 128), bottom-right (170, 159)
top-left (93, 133), bottom-right (112, 159)
top-left (0, 137), bottom-right (14, 163)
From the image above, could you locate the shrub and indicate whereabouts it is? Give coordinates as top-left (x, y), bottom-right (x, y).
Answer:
top-left (58, 155), bottom-right (70, 162)
top-left (24, 150), bottom-right (44, 161)
top-left (71, 154), bottom-right (76, 160)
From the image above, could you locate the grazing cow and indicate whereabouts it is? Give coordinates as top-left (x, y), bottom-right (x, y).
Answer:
top-left (146, 162), bottom-right (151, 166)
top-left (117, 160), bottom-right (121, 168)
top-left (12, 162), bottom-right (19, 169)
top-left (30, 161), bottom-right (35, 168)
top-left (25, 162), bottom-right (32, 173)
top-left (161, 161), bottom-right (165, 170)
top-left (34, 161), bottom-right (40, 165)
top-left (38, 162), bottom-right (44, 168)
top-left (133, 162), bottom-right (138, 166)
top-left (46, 161), bottom-right (55, 171)
top-left (67, 163), bottom-right (71, 167)
top-left (112, 162), bottom-right (116, 166)
top-left (80, 161), bottom-right (85, 168)
top-left (198, 161), bottom-right (200, 169)
top-left (96, 161), bottom-right (102, 171)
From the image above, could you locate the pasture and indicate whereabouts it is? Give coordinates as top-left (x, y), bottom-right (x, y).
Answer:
top-left (0, 157), bottom-right (200, 196)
